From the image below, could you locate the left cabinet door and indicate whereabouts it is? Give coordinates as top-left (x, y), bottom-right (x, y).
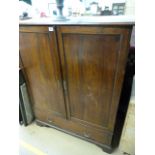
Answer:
top-left (19, 26), bottom-right (66, 121)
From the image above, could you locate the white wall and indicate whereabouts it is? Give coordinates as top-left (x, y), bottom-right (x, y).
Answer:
top-left (31, 0), bottom-right (53, 16)
top-left (21, 0), bottom-right (135, 16)
top-left (83, 0), bottom-right (135, 15)
top-left (125, 0), bottom-right (135, 15)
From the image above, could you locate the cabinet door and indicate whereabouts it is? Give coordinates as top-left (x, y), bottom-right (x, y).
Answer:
top-left (57, 26), bottom-right (131, 132)
top-left (19, 26), bottom-right (66, 119)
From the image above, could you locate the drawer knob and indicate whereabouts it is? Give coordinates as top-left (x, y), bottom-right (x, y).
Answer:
top-left (47, 119), bottom-right (53, 123)
top-left (84, 133), bottom-right (90, 138)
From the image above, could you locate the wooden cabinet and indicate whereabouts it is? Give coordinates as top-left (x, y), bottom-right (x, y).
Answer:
top-left (19, 25), bottom-right (132, 153)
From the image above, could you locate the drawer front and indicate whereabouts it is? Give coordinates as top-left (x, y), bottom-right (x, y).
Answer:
top-left (44, 111), bottom-right (113, 146)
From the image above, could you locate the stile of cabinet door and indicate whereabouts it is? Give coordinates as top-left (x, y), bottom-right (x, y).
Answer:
top-left (19, 26), bottom-right (67, 121)
top-left (57, 26), bottom-right (131, 134)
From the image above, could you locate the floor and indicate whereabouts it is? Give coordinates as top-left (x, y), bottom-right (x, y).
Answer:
top-left (19, 122), bottom-right (125, 155)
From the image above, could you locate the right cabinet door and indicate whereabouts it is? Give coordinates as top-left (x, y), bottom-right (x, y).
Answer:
top-left (57, 26), bottom-right (131, 134)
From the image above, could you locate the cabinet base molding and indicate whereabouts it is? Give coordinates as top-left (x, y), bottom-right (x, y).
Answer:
top-left (36, 120), bottom-right (114, 154)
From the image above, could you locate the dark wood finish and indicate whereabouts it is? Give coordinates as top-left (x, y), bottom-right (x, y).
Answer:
top-left (56, 26), bottom-right (131, 150)
top-left (19, 26), bottom-right (66, 118)
top-left (57, 26), bottom-right (131, 129)
top-left (19, 25), bottom-right (132, 153)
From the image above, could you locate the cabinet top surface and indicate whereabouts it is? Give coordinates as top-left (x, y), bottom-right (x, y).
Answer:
top-left (19, 15), bottom-right (135, 26)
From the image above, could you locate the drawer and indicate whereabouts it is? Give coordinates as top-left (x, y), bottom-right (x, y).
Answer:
top-left (46, 112), bottom-right (86, 136)
top-left (35, 109), bottom-right (112, 146)
top-left (84, 126), bottom-right (112, 145)
top-left (46, 111), bottom-right (112, 146)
